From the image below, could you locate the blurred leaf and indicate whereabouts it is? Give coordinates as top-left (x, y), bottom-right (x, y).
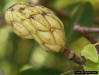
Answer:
top-left (69, 37), bottom-right (90, 56)
top-left (30, 46), bottom-right (49, 69)
top-left (29, 45), bottom-right (77, 71)
top-left (54, 0), bottom-right (79, 9)
top-left (84, 57), bottom-right (99, 73)
top-left (66, 2), bottom-right (94, 46)
top-left (81, 44), bottom-right (98, 63)
top-left (0, 0), bottom-right (6, 14)
top-left (50, 0), bottom-right (56, 4)
top-left (5, 32), bottom-right (38, 66)
top-left (0, 26), bottom-right (11, 59)
top-left (0, 61), bottom-right (18, 75)
top-left (15, 39), bottom-right (36, 65)
top-left (65, 2), bottom-right (80, 14)
top-left (19, 68), bottom-right (61, 75)
top-left (82, 0), bottom-right (99, 17)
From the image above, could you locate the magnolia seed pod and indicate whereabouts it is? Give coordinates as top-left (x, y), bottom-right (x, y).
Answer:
top-left (5, 2), bottom-right (66, 52)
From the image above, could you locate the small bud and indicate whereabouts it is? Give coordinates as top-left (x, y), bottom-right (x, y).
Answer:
top-left (5, 2), bottom-right (66, 52)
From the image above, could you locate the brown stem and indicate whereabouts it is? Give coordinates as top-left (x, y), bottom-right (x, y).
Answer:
top-left (74, 24), bottom-right (99, 53)
top-left (74, 24), bottom-right (97, 44)
top-left (64, 49), bottom-right (86, 65)
top-left (30, 0), bottom-right (50, 6)
top-left (74, 25), bottom-right (99, 33)
top-left (81, 33), bottom-right (97, 44)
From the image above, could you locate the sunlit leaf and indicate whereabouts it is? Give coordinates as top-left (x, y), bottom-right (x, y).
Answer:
top-left (84, 57), bottom-right (99, 74)
top-left (81, 44), bottom-right (98, 63)
top-left (69, 37), bottom-right (90, 56)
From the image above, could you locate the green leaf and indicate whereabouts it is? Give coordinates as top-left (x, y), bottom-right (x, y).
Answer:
top-left (55, 0), bottom-right (76, 8)
top-left (81, 44), bottom-right (98, 63)
top-left (69, 37), bottom-right (90, 56)
top-left (19, 68), bottom-right (61, 75)
top-left (66, 2), bottom-right (93, 46)
top-left (0, 0), bottom-right (5, 14)
top-left (84, 58), bottom-right (99, 75)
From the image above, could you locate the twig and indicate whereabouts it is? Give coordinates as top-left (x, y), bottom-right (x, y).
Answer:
top-left (74, 24), bottom-right (97, 44)
top-left (64, 49), bottom-right (86, 65)
top-left (30, 0), bottom-right (50, 6)
top-left (74, 24), bottom-right (99, 53)
top-left (74, 25), bottom-right (99, 33)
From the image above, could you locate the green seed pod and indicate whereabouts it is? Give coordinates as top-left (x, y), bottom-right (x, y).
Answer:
top-left (5, 2), bottom-right (66, 52)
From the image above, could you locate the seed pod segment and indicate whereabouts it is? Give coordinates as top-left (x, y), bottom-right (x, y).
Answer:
top-left (5, 2), bottom-right (66, 53)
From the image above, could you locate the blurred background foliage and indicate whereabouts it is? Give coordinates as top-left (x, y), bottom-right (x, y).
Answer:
top-left (0, 0), bottom-right (99, 75)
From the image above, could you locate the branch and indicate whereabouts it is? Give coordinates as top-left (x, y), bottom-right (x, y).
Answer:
top-left (30, 0), bottom-right (50, 6)
top-left (74, 24), bottom-right (97, 44)
top-left (74, 24), bottom-right (99, 53)
top-left (74, 25), bottom-right (99, 33)
top-left (64, 49), bottom-right (86, 65)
